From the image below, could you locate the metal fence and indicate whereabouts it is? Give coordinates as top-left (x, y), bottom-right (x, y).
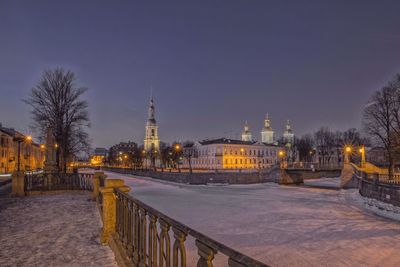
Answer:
top-left (24, 173), bottom-right (94, 191)
top-left (285, 162), bottom-right (342, 170)
top-left (114, 188), bottom-right (269, 267)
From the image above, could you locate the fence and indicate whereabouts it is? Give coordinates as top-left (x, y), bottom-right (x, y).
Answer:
top-left (285, 162), bottom-right (342, 170)
top-left (24, 173), bottom-right (94, 192)
top-left (114, 188), bottom-right (268, 267)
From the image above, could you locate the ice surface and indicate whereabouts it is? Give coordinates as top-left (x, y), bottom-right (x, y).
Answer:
top-left (102, 171), bottom-right (400, 267)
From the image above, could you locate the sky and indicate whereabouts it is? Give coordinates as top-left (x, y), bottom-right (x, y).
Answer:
top-left (1, 0), bottom-right (400, 148)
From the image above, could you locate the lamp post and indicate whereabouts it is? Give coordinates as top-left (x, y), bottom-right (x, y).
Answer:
top-left (174, 144), bottom-right (181, 172)
top-left (359, 145), bottom-right (366, 168)
top-left (344, 145), bottom-right (352, 164)
top-left (14, 135), bottom-right (32, 172)
top-left (278, 150), bottom-right (285, 169)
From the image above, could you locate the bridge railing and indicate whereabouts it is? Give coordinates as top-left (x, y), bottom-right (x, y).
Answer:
top-left (24, 173), bottom-right (94, 192)
top-left (114, 188), bottom-right (269, 267)
top-left (351, 164), bottom-right (400, 185)
top-left (285, 162), bottom-right (342, 170)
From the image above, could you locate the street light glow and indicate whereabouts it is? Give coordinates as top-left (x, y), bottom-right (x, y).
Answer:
top-left (345, 146), bottom-right (352, 153)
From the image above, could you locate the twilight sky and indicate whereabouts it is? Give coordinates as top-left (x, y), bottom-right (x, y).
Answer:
top-left (1, 0), bottom-right (400, 148)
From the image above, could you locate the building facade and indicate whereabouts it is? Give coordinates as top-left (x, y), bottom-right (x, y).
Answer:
top-left (182, 138), bottom-right (280, 170)
top-left (0, 123), bottom-right (44, 174)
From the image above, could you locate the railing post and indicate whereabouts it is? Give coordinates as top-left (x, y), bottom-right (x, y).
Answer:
top-left (195, 240), bottom-right (217, 267)
top-left (92, 171), bottom-right (105, 201)
top-left (99, 179), bottom-right (131, 244)
top-left (172, 227), bottom-right (187, 267)
top-left (11, 171), bottom-right (25, 197)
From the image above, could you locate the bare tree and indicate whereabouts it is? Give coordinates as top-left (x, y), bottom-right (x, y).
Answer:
top-left (314, 127), bottom-right (335, 165)
top-left (182, 141), bottom-right (196, 173)
top-left (363, 80), bottom-right (400, 177)
top-left (295, 134), bottom-right (314, 162)
top-left (24, 68), bottom-right (90, 172)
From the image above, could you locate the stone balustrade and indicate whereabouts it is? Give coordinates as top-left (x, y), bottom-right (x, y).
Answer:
top-left (99, 176), bottom-right (269, 267)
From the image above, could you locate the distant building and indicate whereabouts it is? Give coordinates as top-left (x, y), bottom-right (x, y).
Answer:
top-left (0, 123), bottom-right (44, 174)
top-left (108, 141), bottom-right (137, 166)
top-left (241, 121), bottom-right (252, 141)
top-left (144, 95), bottom-right (160, 152)
top-left (282, 120), bottom-right (294, 145)
top-left (182, 138), bottom-right (280, 170)
top-left (261, 113), bottom-right (274, 144)
top-left (94, 148), bottom-right (108, 157)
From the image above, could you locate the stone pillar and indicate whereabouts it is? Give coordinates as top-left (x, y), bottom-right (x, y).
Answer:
top-left (11, 171), bottom-right (25, 197)
top-left (92, 171), bottom-right (104, 201)
top-left (44, 126), bottom-right (58, 173)
top-left (100, 179), bottom-right (131, 244)
top-left (344, 152), bottom-right (350, 164)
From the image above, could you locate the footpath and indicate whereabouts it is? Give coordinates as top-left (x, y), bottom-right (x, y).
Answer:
top-left (0, 186), bottom-right (117, 267)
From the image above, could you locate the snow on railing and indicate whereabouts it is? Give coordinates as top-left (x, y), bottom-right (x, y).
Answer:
top-left (114, 188), bottom-right (269, 267)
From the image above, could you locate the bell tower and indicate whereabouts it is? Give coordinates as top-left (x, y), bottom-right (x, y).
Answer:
top-left (144, 94), bottom-right (160, 152)
top-left (261, 113), bottom-right (274, 144)
top-left (241, 121), bottom-right (252, 141)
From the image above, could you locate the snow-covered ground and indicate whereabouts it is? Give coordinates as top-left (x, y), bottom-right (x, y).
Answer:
top-left (102, 171), bottom-right (400, 267)
top-left (0, 192), bottom-right (117, 267)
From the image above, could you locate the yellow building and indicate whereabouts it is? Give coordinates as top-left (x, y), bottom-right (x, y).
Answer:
top-left (0, 124), bottom-right (45, 174)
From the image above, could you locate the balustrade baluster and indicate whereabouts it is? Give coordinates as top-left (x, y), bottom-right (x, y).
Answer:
top-left (195, 240), bottom-right (217, 267)
top-left (133, 203), bottom-right (140, 264)
top-left (172, 227), bottom-right (187, 267)
top-left (139, 207), bottom-right (147, 267)
top-left (123, 197), bottom-right (128, 247)
top-left (159, 219), bottom-right (171, 267)
top-left (127, 201), bottom-right (133, 257)
top-left (148, 214), bottom-right (158, 267)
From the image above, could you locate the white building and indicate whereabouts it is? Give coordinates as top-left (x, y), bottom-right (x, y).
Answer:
top-left (261, 113), bottom-right (274, 144)
top-left (143, 95), bottom-right (160, 152)
top-left (182, 138), bottom-right (281, 170)
top-left (241, 121), bottom-right (252, 141)
top-left (283, 119), bottom-right (294, 145)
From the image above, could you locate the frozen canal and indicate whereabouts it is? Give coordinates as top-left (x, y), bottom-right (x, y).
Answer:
top-left (103, 171), bottom-right (400, 267)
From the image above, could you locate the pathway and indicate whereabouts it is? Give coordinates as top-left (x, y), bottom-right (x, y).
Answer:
top-left (0, 191), bottom-right (117, 267)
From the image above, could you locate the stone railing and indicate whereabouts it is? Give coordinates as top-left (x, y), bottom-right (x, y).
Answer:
top-left (99, 178), bottom-right (269, 267)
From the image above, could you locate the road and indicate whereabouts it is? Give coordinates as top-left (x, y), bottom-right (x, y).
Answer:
top-left (102, 171), bottom-right (400, 267)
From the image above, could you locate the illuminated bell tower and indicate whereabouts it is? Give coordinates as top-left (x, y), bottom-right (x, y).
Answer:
top-left (283, 119), bottom-right (294, 145)
top-left (144, 95), bottom-right (160, 152)
top-left (241, 121), bottom-right (252, 141)
top-left (261, 113), bottom-right (274, 144)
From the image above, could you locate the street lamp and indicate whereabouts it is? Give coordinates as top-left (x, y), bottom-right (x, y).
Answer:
top-left (359, 145), bottom-right (366, 168)
top-left (278, 150), bottom-right (285, 168)
top-left (344, 145), bottom-right (352, 164)
top-left (14, 135), bottom-right (32, 172)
